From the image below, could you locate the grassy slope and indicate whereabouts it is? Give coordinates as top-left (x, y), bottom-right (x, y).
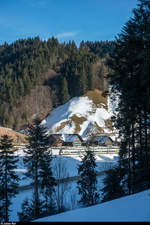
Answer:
top-left (0, 127), bottom-right (27, 144)
top-left (84, 89), bottom-right (108, 109)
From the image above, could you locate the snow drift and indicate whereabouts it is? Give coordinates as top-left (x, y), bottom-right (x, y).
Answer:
top-left (34, 189), bottom-right (150, 222)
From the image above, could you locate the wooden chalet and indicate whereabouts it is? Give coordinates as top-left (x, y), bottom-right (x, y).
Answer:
top-left (49, 134), bottom-right (63, 147)
top-left (62, 134), bottom-right (83, 147)
top-left (89, 135), bottom-right (114, 146)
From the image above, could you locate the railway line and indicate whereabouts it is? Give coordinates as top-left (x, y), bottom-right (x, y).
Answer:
top-left (51, 146), bottom-right (119, 156)
top-left (14, 145), bottom-right (119, 156)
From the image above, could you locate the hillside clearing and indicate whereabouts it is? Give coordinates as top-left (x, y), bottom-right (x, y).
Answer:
top-left (0, 126), bottom-right (27, 144)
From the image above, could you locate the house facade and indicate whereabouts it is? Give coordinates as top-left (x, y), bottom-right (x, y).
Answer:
top-left (49, 134), bottom-right (63, 147)
top-left (48, 133), bottom-right (83, 147)
top-left (89, 135), bottom-right (114, 146)
top-left (49, 134), bottom-right (114, 148)
top-left (62, 134), bottom-right (83, 147)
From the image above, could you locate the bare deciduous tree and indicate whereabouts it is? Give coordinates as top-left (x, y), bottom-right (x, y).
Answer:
top-left (53, 156), bottom-right (69, 213)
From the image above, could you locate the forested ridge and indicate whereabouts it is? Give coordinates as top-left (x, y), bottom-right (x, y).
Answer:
top-left (0, 37), bottom-right (114, 129)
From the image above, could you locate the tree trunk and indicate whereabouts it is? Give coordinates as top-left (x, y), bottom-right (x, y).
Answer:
top-left (34, 161), bottom-right (39, 218)
top-left (128, 138), bottom-right (131, 195)
top-left (131, 122), bottom-right (135, 194)
top-left (4, 152), bottom-right (8, 222)
top-left (139, 111), bottom-right (143, 167)
top-left (144, 108), bottom-right (148, 167)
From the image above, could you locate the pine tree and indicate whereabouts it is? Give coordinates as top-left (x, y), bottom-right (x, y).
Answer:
top-left (18, 78), bottom-right (25, 96)
top-left (40, 152), bottom-right (57, 216)
top-left (18, 199), bottom-right (34, 222)
top-left (60, 77), bottom-right (70, 104)
top-left (0, 135), bottom-right (19, 222)
top-left (101, 165), bottom-right (126, 202)
top-left (78, 66), bottom-right (88, 96)
top-left (19, 117), bottom-right (56, 221)
top-left (108, 0), bottom-right (150, 194)
top-left (87, 64), bottom-right (94, 91)
top-left (77, 147), bottom-right (99, 207)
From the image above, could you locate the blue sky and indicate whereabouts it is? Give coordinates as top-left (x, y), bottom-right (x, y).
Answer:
top-left (0, 0), bottom-right (138, 46)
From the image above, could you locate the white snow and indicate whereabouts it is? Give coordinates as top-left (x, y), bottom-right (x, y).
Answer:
top-left (10, 189), bottom-right (33, 221)
top-left (41, 96), bottom-right (93, 134)
top-left (89, 108), bottom-right (110, 127)
top-left (107, 87), bottom-right (120, 116)
top-left (34, 189), bottom-right (150, 222)
top-left (59, 121), bottom-right (76, 134)
top-left (41, 95), bottom-right (114, 137)
top-left (9, 153), bottom-right (118, 221)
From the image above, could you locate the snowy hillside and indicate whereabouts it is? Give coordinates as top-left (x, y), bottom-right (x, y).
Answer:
top-left (34, 189), bottom-right (150, 222)
top-left (41, 89), bottom-right (118, 140)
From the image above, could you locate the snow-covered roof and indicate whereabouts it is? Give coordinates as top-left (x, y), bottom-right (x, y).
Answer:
top-left (63, 134), bottom-right (82, 142)
top-left (49, 134), bottom-right (82, 143)
top-left (49, 134), bottom-right (62, 138)
top-left (91, 136), bottom-right (113, 144)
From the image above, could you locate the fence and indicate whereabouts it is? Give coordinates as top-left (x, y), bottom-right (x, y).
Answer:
top-left (13, 145), bottom-right (119, 156)
top-left (51, 146), bottom-right (119, 155)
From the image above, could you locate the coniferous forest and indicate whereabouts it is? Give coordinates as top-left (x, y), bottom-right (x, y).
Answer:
top-left (0, 37), bottom-right (114, 129)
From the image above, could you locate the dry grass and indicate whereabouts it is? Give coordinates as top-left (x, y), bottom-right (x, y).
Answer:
top-left (105, 119), bottom-right (114, 131)
top-left (55, 121), bottom-right (70, 132)
top-left (71, 115), bottom-right (86, 133)
top-left (0, 127), bottom-right (27, 144)
top-left (84, 89), bottom-right (108, 109)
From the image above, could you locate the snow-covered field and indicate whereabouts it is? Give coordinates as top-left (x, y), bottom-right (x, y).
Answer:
top-left (10, 175), bottom-right (106, 222)
top-left (35, 189), bottom-right (150, 222)
top-left (14, 153), bottom-right (118, 185)
top-left (9, 154), bottom-right (118, 221)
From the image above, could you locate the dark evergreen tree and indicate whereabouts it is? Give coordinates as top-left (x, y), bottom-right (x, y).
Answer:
top-left (0, 135), bottom-right (19, 222)
top-left (18, 199), bottom-right (34, 222)
top-left (85, 40), bottom-right (115, 58)
top-left (101, 165), bottom-right (126, 202)
top-left (107, 0), bottom-right (150, 195)
top-left (60, 77), bottom-right (70, 104)
top-left (19, 117), bottom-right (56, 221)
top-left (18, 77), bottom-right (25, 96)
top-left (87, 64), bottom-right (94, 90)
top-left (78, 66), bottom-right (88, 96)
top-left (77, 147), bottom-right (99, 207)
top-left (40, 151), bottom-right (57, 216)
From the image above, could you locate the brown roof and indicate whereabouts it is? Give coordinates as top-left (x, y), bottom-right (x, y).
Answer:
top-left (49, 134), bottom-right (63, 143)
